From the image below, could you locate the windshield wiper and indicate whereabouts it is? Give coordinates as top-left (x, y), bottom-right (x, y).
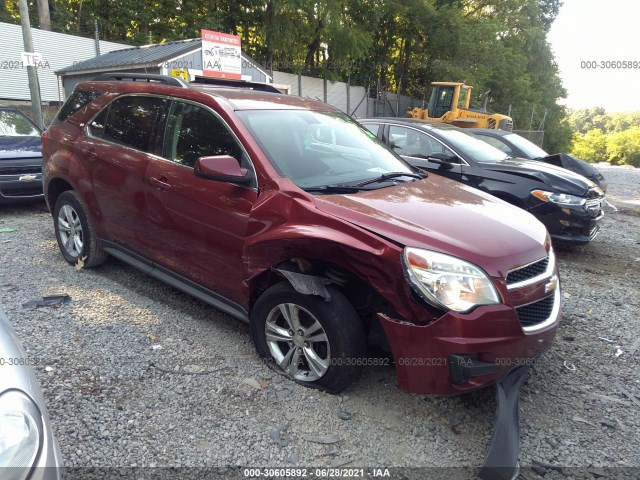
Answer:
top-left (302, 185), bottom-right (365, 194)
top-left (354, 171), bottom-right (425, 188)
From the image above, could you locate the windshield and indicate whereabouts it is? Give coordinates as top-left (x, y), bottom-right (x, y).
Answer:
top-left (0, 110), bottom-right (41, 136)
top-left (504, 133), bottom-right (548, 159)
top-left (237, 110), bottom-right (414, 189)
top-left (435, 128), bottom-right (509, 162)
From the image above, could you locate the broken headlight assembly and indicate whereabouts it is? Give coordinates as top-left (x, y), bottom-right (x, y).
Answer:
top-left (531, 190), bottom-right (586, 206)
top-left (0, 390), bottom-right (43, 480)
top-left (403, 248), bottom-right (500, 313)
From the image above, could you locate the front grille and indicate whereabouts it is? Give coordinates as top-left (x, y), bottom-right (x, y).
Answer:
top-left (0, 165), bottom-right (41, 175)
top-left (506, 256), bottom-right (549, 286)
top-left (516, 295), bottom-right (555, 328)
top-left (487, 118), bottom-right (497, 129)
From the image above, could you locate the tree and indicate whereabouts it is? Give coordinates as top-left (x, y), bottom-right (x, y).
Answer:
top-left (607, 127), bottom-right (640, 167)
top-left (571, 129), bottom-right (608, 163)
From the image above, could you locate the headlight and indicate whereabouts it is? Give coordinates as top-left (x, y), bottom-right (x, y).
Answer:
top-left (531, 190), bottom-right (586, 206)
top-left (0, 390), bottom-right (43, 480)
top-left (403, 248), bottom-right (500, 312)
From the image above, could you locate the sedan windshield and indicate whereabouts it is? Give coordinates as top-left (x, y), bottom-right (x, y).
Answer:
top-left (434, 128), bottom-right (509, 163)
top-left (0, 110), bottom-right (41, 136)
top-left (237, 110), bottom-right (415, 189)
top-left (504, 133), bottom-right (548, 159)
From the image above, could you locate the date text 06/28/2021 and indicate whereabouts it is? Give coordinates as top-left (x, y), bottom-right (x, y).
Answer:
top-left (243, 468), bottom-right (391, 478)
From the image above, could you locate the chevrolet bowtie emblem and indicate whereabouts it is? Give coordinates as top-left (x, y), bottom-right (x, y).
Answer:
top-left (545, 275), bottom-right (558, 294)
top-left (19, 174), bottom-right (37, 181)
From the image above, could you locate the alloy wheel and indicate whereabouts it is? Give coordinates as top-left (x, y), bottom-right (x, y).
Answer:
top-left (264, 303), bottom-right (330, 381)
top-left (57, 204), bottom-right (83, 258)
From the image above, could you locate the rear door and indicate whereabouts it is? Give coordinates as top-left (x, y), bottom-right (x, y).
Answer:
top-left (80, 94), bottom-right (167, 253)
top-left (145, 99), bottom-right (257, 304)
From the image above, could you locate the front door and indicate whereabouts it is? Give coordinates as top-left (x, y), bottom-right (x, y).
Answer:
top-left (145, 100), bottom-right (257, 304)
top-left (386, 125), bottom-right (462, 180)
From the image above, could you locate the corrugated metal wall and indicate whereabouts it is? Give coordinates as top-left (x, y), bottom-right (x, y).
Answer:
top-left (272, 71), bottom-right (299, 95)
top-left (0, 22), bottom-right (128, 102)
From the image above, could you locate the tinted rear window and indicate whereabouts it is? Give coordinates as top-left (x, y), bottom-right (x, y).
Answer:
top-left (94, 96), bottom-right (166, 153)
top-left (53, 89), bottom-right (103, 125)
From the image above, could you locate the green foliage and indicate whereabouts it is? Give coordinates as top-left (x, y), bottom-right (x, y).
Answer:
top-left (606, 127), bottom-right (640, 167)
top-left (568, 108), bottom-right (640, 166)
top-left (566, 108), bottom-right (608, 134)
top-left (571, 130), bottom-right (608, 163)
top-left (2, 0), bottom-right (572, 148)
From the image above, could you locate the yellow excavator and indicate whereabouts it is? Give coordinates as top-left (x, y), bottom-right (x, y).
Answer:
top-left (407, 82), bottom-right (513, 130)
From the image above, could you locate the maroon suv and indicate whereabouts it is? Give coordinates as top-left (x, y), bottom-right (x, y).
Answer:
top-left (42, 76), bottom-right (560, 395)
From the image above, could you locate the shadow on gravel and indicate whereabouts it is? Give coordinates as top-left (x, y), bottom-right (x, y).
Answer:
top-left (0, 201), bottom-right (48, 215)
top-left (94, 257), bottom-right (246, 333)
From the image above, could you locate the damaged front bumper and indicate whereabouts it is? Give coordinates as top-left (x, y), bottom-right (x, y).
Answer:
top-left (376, 289), bottom-right (559, 395)
top-left (530, 200), bottom-right (604, 244)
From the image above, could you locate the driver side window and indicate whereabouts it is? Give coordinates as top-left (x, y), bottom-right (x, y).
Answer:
top-left (477, 135), bottom-right (513, 155)
top-left (163, 101), bottom-right (243, 168)
top-left (389, 126), bottom-right (454, 158)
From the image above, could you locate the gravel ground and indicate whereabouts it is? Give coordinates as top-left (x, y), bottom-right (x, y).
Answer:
top-left (1, 165), bottom-right (639, 479)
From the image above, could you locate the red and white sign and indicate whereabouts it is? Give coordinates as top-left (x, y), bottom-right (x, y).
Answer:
top-left (201, 29), bottom-right (241, 79)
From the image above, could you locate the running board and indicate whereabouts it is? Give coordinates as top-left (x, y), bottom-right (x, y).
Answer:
top-left (100, 241), bottom-right (249, 323)
top-left (478, 365), bottom-right (531, 480)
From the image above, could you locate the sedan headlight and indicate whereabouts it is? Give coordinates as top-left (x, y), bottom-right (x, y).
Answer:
top-left (531, 190), bottom-right (586, 206)
top-left (0, 390), bottom-right (43, 480)
top-left (403, 248), bottom-right (500, 312)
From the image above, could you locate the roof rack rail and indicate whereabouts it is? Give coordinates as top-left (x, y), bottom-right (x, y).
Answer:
top-left (92, 73), bottom-right (189, 88)
top-left (191, 76), bottom-right (281, 93)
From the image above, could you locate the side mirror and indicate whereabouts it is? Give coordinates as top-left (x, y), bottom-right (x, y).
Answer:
top-left (428, 152), bottom-right (461, 166)
top-left (194, 155), bottom-right (252, 185)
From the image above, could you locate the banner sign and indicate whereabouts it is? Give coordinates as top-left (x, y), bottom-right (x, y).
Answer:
top-left (201, 30), bottom-right (242, 79)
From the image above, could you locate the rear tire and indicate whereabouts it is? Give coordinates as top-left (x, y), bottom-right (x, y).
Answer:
top-left (53, 191), bottom-right (108, 267)
top-left (250, 282), bottom-right (366, 394)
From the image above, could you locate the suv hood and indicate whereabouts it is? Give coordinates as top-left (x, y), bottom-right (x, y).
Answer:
top-left (314, 176), bottom-right (548, 277)
top-left (0, 136), bottom-right (42, 159)
top-left (480, 157), bottom-right (595, 196)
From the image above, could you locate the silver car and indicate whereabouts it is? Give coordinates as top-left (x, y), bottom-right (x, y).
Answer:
top-left (0, 307), bottom-right (62, 480)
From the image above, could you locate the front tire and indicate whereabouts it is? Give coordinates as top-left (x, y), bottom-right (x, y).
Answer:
top-left (53, 191), bottom-right (108, 267)
top-left (251, 282), bottom-right (366, 394)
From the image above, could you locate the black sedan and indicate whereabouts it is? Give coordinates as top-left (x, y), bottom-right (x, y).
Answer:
top-left (360, 118), bottom-right (605, 244)
top-left (468, 128), bottom-right (607, 191)
top-left (0, 106), bottom-right (44, 204)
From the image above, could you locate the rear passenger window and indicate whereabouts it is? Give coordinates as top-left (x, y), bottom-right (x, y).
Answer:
top-left (53, 89), bottom-right (103, 125)
top-left (163, 101), bottom-right (242, 168)
top-left (88, 107), bottom-right (109, 138)
top-left (94, 96), bottom-right (166, 152)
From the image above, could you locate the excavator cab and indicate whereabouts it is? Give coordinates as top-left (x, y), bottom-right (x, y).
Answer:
top-left (426, 83), bottom-right (473, 118)
top-left (408, 82), bottom-right (513, 130)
